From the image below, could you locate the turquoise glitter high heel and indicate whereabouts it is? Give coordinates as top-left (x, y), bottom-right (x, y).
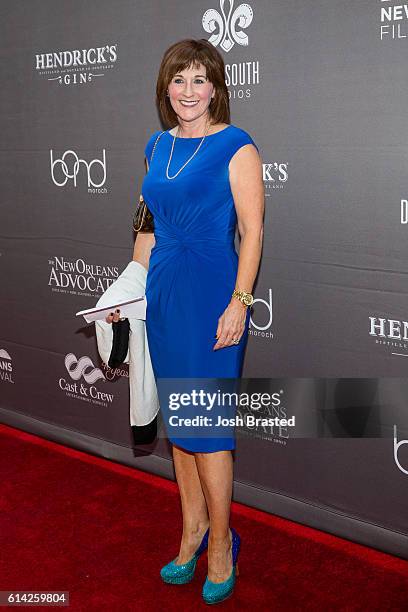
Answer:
top-left (160, 528), bottom-right (209, 585)
top-left (202, 527), bottom-right (240, 604)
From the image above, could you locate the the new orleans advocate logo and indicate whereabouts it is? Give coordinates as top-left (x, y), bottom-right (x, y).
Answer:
top-left (236, 388), bottom-right (291, 445)
top-left (202, 0), bottom-right (253, 52)
top-left (59, 353), bottom-right (115, 406)
top-left (48, 255), bottom-right (118, 297)
top-left (0, 349), bottom-right (14, 384)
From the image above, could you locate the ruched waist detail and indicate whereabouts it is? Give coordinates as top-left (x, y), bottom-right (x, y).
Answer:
top-left (154, 225), bottom-right (235, 250)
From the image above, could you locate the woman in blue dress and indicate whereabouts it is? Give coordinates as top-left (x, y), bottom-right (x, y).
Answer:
top-left (132, 39), bottom-right (264, 604)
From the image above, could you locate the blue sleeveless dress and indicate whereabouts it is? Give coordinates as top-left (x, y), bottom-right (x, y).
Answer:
top-left (141, 125), bottom-right (259, 453)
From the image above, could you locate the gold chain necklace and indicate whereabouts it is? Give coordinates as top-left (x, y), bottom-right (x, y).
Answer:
top-left (166, 121), bottom-right (210, 180)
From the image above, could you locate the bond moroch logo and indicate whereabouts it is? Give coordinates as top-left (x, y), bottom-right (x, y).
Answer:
top-left (0, 349), bottom-right (14, 384)
top-left (59, 353), bottom-right (114, 407)
top-left (394, 425), bottom-right (408, 475)
top-left (202, 0), bottom-right (253, 52)
top-left (50, 148), bottom-right (107, 192)
top-left (35, 44), bottom-right (118, 87)
top-left (249, 289), bottom-right (273, 340)
top-left (401, 199), bottom-right (408, 223)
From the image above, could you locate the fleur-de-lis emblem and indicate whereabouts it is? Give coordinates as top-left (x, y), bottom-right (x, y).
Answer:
top-left (202, 0), bottom-right (254, 53)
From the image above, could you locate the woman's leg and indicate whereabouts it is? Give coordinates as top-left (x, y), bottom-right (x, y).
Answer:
top-left (172, 444), bottom-right (210, 564)
top-left (194, 450), bottom-right (234, 582)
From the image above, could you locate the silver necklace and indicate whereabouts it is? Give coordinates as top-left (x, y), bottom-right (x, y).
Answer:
top-left (166, 121), bottom-right (211, 180)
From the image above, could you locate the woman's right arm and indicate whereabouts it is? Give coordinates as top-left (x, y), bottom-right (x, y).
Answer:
top-left (132, 232), bottom-right (155, 271)
top-left (105, 156), bottom-right (154, 324)
top-left (132, 154), bottom-right (155, 272)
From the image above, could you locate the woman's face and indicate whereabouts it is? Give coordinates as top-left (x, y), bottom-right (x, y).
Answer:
top-left (167, 63), bottom-right (215, 124)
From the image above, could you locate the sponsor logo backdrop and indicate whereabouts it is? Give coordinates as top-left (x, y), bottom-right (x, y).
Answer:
top-left (1, 1), bottom-right (407, 553)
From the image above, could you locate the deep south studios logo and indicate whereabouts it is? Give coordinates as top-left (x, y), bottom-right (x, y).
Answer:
top-left (0, 349), bottom-right (14, 384)
top-left (35, 44), bottom-right (118, 86)
top-left (249, 288), bottom-right (273, 341)
top-left (59, 353), bottom-right (115, 407)
top-left (203, 0), bottom-right (260, 101)
top-left (369, 316), bottom-right (408, 356)
top-left (379, 1), bottom-right (408, 41)
top-left (48, 256), bottom-right (119, 298)
top-left (50, 148), bottom-right (107, 193)
top-left (394, 424), bottom-right (408, 474)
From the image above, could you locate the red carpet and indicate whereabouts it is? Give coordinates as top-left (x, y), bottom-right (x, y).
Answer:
top-left (1, 422), bottom-right (407, 611)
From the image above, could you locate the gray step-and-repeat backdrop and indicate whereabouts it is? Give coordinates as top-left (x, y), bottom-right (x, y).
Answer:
top-left (1, 2), bottom-right (407, 558)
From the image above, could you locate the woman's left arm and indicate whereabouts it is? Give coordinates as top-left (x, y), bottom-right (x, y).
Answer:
top-left (213, 143), bottom-right (264, 350)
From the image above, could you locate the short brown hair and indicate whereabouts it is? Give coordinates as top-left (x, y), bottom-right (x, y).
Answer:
top-left (156, 38), bottom-right (230, 128)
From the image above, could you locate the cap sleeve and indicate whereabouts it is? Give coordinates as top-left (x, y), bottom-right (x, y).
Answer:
top-left (144, 130), bottom-right (162, 163)
top-left (227, 128), bottom-right (260, 165)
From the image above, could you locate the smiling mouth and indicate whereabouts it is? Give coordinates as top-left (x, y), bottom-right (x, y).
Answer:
top-left (179, 100), bottom-right (199, 106)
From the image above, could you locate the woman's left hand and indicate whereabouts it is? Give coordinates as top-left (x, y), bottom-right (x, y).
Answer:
top-left (213, 300), bottom-right (247, 350)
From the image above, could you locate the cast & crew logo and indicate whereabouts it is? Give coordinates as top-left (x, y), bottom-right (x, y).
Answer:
top-left (48, 255), bottom-right (119, 297)
top-left (249, 288), bottom-right (273, 340)
top-left (263, 162), bottom-right (289, 193)
top-left (35, 44), bottom-right (118, 86)
top-left (203, 0), bottom-right (260, 101)
top-left (369, 316), bottom-right (408, 356)
top-left (59, 353), bottom-right (115, 406)
top-left (380, 1), bottom-right (408, 41)
top-left (50, 148), bottom-right (107, 192)
top-left (65, 353), bottom-right (105, 384)
top-left (394, 425), bottom-right (408, 474)
top-left (0, 349), bottom-right (14, 384)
